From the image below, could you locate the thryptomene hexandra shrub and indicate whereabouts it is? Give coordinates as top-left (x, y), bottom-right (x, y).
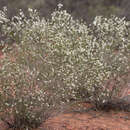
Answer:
top-left (0, 51), bottom-right (59, 129)
top-left (0, 4), bottom-right (130, 129)
top-left (44, 7), bottom-right (130, 104)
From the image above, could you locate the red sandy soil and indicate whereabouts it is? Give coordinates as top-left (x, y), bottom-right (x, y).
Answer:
top-left (0, 102), bottom-right (130, 130)
top-left (43, 110), bottom-right (130, 130)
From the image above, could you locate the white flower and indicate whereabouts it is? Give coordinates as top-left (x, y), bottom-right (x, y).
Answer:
top-left (58, 3), bottom-right (63, 9)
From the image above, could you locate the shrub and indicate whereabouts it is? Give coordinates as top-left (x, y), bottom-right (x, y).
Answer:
top-left (0, 47), bottom-right (59, 129)
top-left (0, 5), bottom-right (130, 127)
top-left (44, 6), bottom-right (130, 106)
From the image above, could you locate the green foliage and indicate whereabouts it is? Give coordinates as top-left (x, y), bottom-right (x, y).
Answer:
top-left (0, 4), bottom-right (130, 129)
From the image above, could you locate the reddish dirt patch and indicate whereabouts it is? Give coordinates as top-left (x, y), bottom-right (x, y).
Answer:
top-left (43, 111), bottom-right (130, 130)
top-left (1, 102), bottom-right (130, 130)
top-left (38, 101), bottom-right (130, 130)
top-left (0, 51), bottom-right (4, 59)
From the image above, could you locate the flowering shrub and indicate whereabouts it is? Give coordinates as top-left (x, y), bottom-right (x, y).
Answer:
top-left (0, 4), bottom-right (130, 128)
top-left (88, 15), bottom-right (130, 107)
top-left (0, 48), bottom-right (59, 129)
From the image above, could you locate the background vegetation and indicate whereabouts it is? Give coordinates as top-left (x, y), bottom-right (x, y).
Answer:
top-left (0, 0), bottom-right (130, 23)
